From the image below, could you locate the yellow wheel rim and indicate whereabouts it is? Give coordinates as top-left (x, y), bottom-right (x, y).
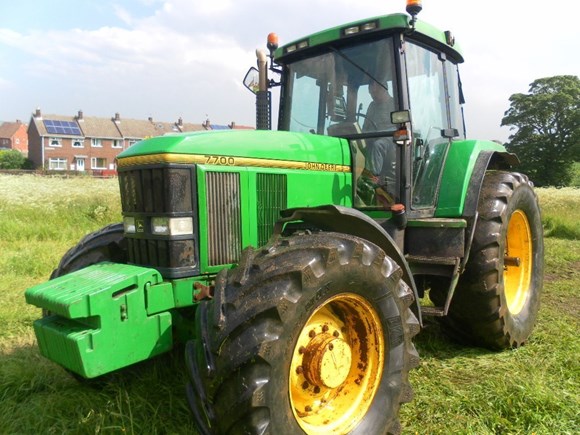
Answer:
top-left (504, 209), bottom-right (533, 314)
top-left (289, 293), bottom-right (384, 434)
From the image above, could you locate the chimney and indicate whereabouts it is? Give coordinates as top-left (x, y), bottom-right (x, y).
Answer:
top-left (114, 112), bottom-right (121, 123)
top-left (148, 116), bottom-right (153, 123)
top-left (178, 117), bottom-right (183, 126)
top-left (229, 121), bottom-right (235, 129)
top-left (16, 119), bottom-right (21, 124)
top-left (77, 110), bottom-right (84, 121)
top-left (202, 118), bottom-right (211, 129)
top-left (34, 108), bottom-right (42, 119)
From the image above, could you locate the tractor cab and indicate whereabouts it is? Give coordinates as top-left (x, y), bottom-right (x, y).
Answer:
top-left (251, 13), bottom-right (466, 217)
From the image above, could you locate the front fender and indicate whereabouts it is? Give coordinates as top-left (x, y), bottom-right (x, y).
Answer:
top-left (273, 205), bottom-right (422, 326)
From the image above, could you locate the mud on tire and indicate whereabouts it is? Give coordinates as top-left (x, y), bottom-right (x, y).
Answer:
top-left (186, 232), bottom-right (419, 435)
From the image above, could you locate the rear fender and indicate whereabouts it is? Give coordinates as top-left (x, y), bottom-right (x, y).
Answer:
top-left (436, 139), bottom-right (518, 217)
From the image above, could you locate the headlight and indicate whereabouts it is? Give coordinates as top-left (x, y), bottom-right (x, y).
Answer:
top-left (123, 216), bottom-right (136, 233)
top-left (151, 217), bottom-right (194, 236)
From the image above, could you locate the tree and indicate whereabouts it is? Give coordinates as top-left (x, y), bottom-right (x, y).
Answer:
top-left (502, 75), bottom-right (580, 187)
top-left (0, 149), bottom-right (28, 169)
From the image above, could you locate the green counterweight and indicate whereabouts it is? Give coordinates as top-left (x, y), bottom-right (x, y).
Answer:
top-left (25, 263), bottom-right (176, 378)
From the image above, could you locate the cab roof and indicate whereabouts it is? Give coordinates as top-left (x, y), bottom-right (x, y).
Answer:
top-left (275, 13), bottom-right (463, 64)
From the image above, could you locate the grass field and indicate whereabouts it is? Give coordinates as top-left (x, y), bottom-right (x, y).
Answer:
top-left (0, 174), bottom-right (578, 434)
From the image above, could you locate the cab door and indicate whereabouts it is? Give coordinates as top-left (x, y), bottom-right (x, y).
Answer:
top-left (404, 41), bottom-right (465, 216)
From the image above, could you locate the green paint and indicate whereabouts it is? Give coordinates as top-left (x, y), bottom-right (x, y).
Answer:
top-left (436, 140), bottom-right (508, 217)
top-left (25, 263), bottom-right (175, 378)
top-left (277, 13), bottom-right (463, 63)
top-left (118, 130), bottom-right (352, 166)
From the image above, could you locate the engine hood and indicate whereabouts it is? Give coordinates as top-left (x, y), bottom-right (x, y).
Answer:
top-left (116, 130), bottom-right (351, 169)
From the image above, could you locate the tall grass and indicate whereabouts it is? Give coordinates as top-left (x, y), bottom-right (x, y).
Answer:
top-left (0, 174), bottom-right (578, 434)
top-left (536, 187), bottom-right (580, 239)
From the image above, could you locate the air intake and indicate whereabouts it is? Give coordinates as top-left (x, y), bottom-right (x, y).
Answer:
top-left (206, 172), bottom-right (242, 265)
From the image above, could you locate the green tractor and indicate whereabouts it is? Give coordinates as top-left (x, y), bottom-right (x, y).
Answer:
top-left (25, 1), bottom-right (544, 433)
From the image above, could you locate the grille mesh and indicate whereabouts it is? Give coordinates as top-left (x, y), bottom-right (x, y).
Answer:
top-left (257, 173), bottom-right (287, 246)
top-left (206, 172), bottom-right (241, 265)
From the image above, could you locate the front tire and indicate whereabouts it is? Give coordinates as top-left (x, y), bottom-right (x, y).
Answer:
top-left (441, 171), bottom-right (544, 349)
top-left (48, 223), bottom-right (128, 381)
top-left (50, 223), bottom-right (127, 278)
top-left (186, 232), bottom-right (419, 434)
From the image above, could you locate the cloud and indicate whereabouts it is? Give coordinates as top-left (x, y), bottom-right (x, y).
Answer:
top-left (1, 0), bottom-right (578, 133)
top-left (0, 1), bottom-right (260, 125)
top-left (113, 5), bottom-right (134, 26)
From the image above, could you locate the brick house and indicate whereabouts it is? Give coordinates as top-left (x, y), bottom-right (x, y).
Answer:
top-left (27, 109), bottom-right (253, 173)
top-left (0, 120), bottom-right (28, 153)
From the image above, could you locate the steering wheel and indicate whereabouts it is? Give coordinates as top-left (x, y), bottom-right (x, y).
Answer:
top-left (355, 111), bottom-right (379, 132)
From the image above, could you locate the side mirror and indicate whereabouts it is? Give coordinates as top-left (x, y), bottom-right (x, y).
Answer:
top-left (391, 110), bottom-right (410, 124)
top-left (391, 110), bottom-right (411, 146)
top-left (243, 67), bottom-right (260, 94)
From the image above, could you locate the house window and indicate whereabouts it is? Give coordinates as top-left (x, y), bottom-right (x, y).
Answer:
top-left (15, 138), bottom-right (20, 145)
top-left (91, 157), bottom-right (107, 169)
top-left (128, 140), bottom-right (139, 147)
top-left (91, 138), bottom-right (103, 147)
top-left (73, 139), bottom-right (84, 148)
top-left (112, 139), bottom-right (123, 148)
top-left (49, 137), bottom-right (62, 147)
top-left (48, 158), bottom-right (67, 170)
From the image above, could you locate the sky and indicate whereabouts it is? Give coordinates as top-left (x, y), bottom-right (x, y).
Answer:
top-left (0, 0), bottom-right (578, 142)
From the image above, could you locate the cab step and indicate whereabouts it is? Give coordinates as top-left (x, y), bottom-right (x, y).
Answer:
top-left (420, 306), bottom-right (446, 317)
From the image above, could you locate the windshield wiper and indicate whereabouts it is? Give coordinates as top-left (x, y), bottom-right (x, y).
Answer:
top-left (329, 46), bottom-right (389, 93)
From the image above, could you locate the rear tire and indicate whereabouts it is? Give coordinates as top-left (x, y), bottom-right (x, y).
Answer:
top-left (186, 232), bottom-right (419, 434)
top-left (441, 171), bottom-right (544, 349)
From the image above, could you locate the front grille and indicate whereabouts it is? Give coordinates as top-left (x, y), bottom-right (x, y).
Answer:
top-left (257, 173), bottom-right (287, 246)
top-left (118, 165), bottom-right (199, 278)
top-left (206, 172), bottom-right (241, 266)
top-left (119, 167), bottom-right (193, 213)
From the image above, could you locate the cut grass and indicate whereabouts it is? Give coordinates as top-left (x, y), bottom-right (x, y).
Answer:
top-left (0, 174), bottom-right (578, 434)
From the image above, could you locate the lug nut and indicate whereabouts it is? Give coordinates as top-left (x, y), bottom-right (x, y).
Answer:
top-left (305, 406), bottom-right (312, 412)
top-left (309, 330), bottom-right (316, 338)
top-left (333, 330), bottom-right (340, 337)
top-left (322, 325), bottom-right (329, 332)
top-left (302, 381), bottom-right (309, 389)
top-left (298, 346), bottom-right (306, 354)
top-left (296, 366), bottom-right (304, 374)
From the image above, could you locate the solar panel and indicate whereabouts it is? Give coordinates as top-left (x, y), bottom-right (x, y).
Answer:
top-left (44, 120), bottom-right (82, 136)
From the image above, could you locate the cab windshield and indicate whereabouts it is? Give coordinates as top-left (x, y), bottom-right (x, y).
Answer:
top-left (280, 37), bottom-right (400, 207)
top-left (280, 37), bottom-right (399, 137)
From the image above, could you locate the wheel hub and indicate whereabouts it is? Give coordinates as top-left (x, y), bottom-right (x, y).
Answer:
top-left (289, 293), bottom-right (385, 434)
top-left (504, 209), bottom-right (532, 314)
top-left (302, 333), bottom-right (352, 389)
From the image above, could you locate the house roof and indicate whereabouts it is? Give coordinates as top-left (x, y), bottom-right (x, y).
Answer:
top-left (0, 121), bottom-right (25, 138)
top-left (78, 116), bottom-right (122, 138)
top-left (31, 114), bottom-right (80, 137)
top-left (115, 118), bottom-right (179, 139)
top-left (27, 109), bottom-right (251, 140)
top-left (175, 122), bottom-right (206, 133)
